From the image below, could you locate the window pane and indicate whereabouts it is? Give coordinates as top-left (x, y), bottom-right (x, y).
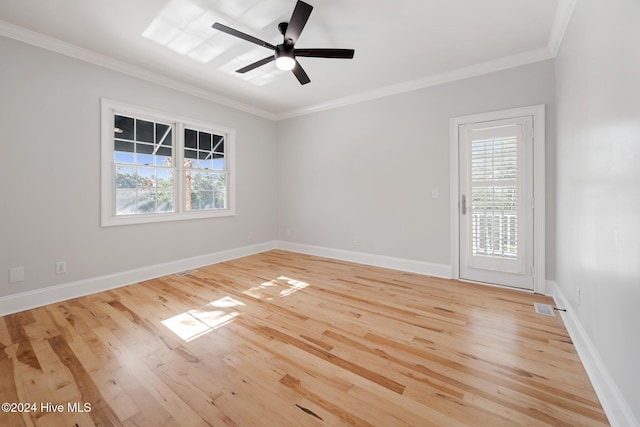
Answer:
top-left (137, 142), bottom-right (154, 155)
top-left (156, 124), bottom-right (172, 145)
top-left (213, 136), bottom-right (224, 153)
top-left (137, 190), bottom-right (155, 213)
top-left (115, 116), bottom-right (134, 140)
top-left (189, 190), bottom-right (212, 210)
top-left (199, 171), bottom-right (215, 190)
top-left (114, 151), bottom-right (134, 164)
top-left (185, 129), bottom-right (197, 149)
top-left (114, 168), bottom-right (175, 216)
top-left (115, 140), bottom-right (134, 153)
top-left (137, 167), bottom-right (156, 189)
top-left (115, 166), bottom-right (136, 189)
top-left (213, 154), bottom-right (224, 170)
top-left (199, 132), bottom-right (212, 151)
top-left (214, 173), bottom-right (226, 192)
top-left (115, 190), bottom-right (136, 214)
top-left (157, 169), bottom-right (174, 190)
top-left (189, 171), bottom-right (202, 190)
top-left (155, 155), bottom-right (171, 167)
top-left (188, 156), bottom-right (213, 170)
top-left (157, 192), bottom-right (174, 212)
top-left (136, 119), bottom-right (154, 143)
top-left (201, 191), bottom-right (214, 209)
top-left (156, 146), bottom-right (171, 157)
top-left (189, 191), bottom-right (199, 210)
top-left (184, 149), bottom-right (197, 160)
top-left (214, 190), bottom-right (226, 209)
top-left (200, 158), bottom-right (214, 170)
top-left (136, 154), bottom-right (153, 166)
top-left (186, 171), bottom-right (226, 211)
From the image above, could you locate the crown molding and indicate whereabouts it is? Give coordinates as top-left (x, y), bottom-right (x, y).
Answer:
top-left (2, 0), bottom-right (577, 123)
top-left (276, 47), bottom-right (554, 120)
top-left (276, 0), bottom-right (577, 120)
top-left (0, 20), bottom-right (277, 121)
top-left (548, 0), bottom-right (578, 56)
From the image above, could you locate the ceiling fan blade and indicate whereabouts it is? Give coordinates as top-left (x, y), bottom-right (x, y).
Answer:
top-left (292, 61), bottom-right (311, 85)
top-left (294, 48), bottom-right (355, 59)
top-left (284, 1), bottom-right (313, 46)
top-left (236, 56), bottom-right (275, 73)
top-left (212, 22), bottom-right (276, 50)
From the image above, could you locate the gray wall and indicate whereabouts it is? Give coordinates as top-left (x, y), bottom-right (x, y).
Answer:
top-left (2, 5), bottom-right (637, 420)
top-left (277, 60), bottom-right (556, 275)
top-left (0, 36), bottom-right (278, 298)
top-left (555, 0), bottom-right (640, 421)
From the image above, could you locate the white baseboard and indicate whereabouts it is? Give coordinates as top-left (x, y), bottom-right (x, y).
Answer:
top-left (1, 240), bottom-right (448, 316)
top-left (276, 241), bottom-right (451, 279)
top-left (547, 281), bottom-right (639, 427)
top-left (0, 241), bottom-right (277, 316)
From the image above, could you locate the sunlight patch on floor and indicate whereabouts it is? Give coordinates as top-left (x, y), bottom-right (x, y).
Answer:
top-left (242, 276), bottom-right (309, 300)
top-left (162, 296), bottom-right (245, 342)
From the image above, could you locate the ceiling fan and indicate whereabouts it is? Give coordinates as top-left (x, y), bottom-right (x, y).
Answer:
top-left (212, 0), bottom-right (355, 85)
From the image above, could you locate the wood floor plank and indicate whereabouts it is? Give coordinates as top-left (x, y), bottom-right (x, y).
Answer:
top-left (0, 357), bottom-right (30, 427)
top-left (0, 250), bottom-right (609, 426)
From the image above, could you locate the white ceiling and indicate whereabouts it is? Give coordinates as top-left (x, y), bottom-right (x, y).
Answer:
top-left (0, 0), bottom-right (573, 120)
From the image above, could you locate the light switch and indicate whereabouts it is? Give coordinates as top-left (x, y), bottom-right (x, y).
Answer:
top-left (9, 267), bottom-right (24, 283)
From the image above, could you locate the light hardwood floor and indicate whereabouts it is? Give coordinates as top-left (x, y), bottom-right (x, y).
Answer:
top-left (1, 250), bottom-right (608, 426)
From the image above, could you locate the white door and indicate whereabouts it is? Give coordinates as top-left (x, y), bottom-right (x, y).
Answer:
top-left (459, 116), bottom-right (534, 290)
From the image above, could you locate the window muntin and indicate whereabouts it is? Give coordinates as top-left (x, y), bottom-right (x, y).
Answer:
top-left (101, 99), bottom-right (235, 226)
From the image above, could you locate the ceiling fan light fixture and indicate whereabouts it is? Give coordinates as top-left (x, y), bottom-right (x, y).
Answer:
top-left (275, 47), bottom-right (296, 71)
top-left (211, 0), bottom-right (354, 85)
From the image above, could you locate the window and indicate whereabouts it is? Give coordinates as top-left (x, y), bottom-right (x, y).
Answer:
top-left (101, 99), bottom-right (235, 226)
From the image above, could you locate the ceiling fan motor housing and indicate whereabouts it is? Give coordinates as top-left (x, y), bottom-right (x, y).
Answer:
top-left (275, 45), bottom-right (296, 70)
top-left (278, 22), bottom-right (289, 36)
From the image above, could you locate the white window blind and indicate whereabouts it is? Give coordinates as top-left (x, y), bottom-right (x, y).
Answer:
top-left (470, 136), bottom-right (518, 259)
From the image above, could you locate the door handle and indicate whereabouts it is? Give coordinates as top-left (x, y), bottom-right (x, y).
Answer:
top-left (461, 195), bottom-right (467, 215)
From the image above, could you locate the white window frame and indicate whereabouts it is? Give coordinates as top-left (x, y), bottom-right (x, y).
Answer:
top-left (101, 98), bottom-right (236, 227)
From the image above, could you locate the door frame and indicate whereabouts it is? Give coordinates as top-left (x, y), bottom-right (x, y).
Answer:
top-left (450, 105), bottom-right (546, 294)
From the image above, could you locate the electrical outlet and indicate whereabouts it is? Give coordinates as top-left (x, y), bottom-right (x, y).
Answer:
top-left (354, 237), bottom-right (361, 247)
top-left (55, 261), bottom-right (67, 275)
top-left (431, 188), bottom-right (439, 199)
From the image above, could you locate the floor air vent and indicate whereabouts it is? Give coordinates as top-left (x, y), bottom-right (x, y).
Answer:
top-left (534, 303), bottom-right (555, 317)
top-left (175, 269), bottom-right (198, 276)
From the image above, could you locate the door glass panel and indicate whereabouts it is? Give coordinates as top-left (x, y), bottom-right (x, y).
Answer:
top-left (470, 137), bottom-right (518, 260)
